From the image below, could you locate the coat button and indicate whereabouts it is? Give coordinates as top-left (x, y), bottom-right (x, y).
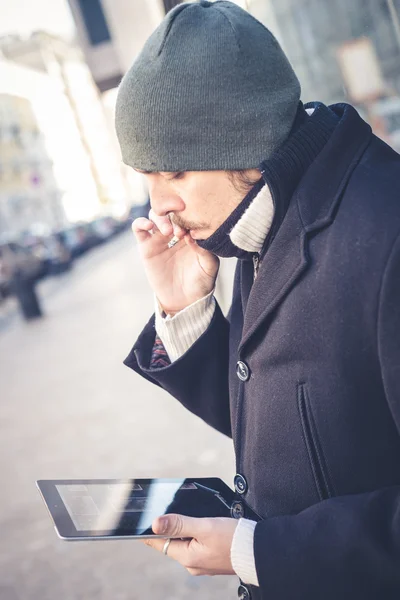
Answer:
top-left (234, 473), bottom-right (248, 495)
top-left (236, 360), bottom-right (250, 382)
top-left (238, 584), bottom-right (251, 599)
top-left (231, 500), bottom-right (245, 519)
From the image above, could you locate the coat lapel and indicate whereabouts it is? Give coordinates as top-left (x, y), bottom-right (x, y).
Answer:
top-left (240, 202), bottom-right (308, 351)
top-left (239, 104), bottom-right (372, 353)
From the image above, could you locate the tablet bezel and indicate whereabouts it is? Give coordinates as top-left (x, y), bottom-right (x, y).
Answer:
top-left (36, 477), bottom-right (241, 540)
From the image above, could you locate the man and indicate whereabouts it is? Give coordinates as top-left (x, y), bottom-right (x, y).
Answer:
top-left (115, 2), bottom-right (400, 598)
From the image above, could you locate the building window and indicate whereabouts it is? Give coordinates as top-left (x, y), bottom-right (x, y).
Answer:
top-left (77, 0), bottom-right (111, 46)
top-left (163, 0), bottom-right (185, 14)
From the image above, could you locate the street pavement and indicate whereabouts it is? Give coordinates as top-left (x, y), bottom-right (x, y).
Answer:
top-left (0, 231), bottom-right (239, 599)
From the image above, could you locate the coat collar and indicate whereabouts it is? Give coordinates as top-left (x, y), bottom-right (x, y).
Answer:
top-left (196, 102), bottom-right (310, 260)
top-left (258, 102), bottom-right (339, 259)
top-left (297, 103), bottom-right (372, 232)
top-left (239, 103), bottom-right (373, 352)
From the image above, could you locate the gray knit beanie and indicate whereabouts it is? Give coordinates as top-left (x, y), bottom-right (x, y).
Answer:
top-left (115, 0), bottom-right (301, 172)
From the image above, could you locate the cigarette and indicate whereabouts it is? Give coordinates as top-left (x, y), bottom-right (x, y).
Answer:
top-left (167, 235), bottom-right (179, 249)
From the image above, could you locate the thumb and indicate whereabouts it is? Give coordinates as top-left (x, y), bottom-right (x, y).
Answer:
top-left (152, 514), bottom-right (208, 538)
top-left (184, 234), bottom-right (219, 272)
top-left (184, 233), bottom-right (210, 257)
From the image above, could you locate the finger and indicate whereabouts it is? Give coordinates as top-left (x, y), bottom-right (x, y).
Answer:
top-left (187, 568), bottom-right (207, 577)
top-left (184, 233), bottom-right (212, 257)
top-left (148, 209), bottom-right (173, 237)
top-left (184, 233), bottom-right (198, 248)
top-left (141, 537), bottom-right (165, 551)
top-left (131, 218), bottom-right (155, 243)
top-left (132, 217), bottom-right (168, 248)
top-left (171, 223), bottom-right (186, 238)
top-left (184, 234), bottom-right (220, 274)
top-left (142, 537), bottom-right (190, 558)
top-left (152, 514), bottom-right (211, 539)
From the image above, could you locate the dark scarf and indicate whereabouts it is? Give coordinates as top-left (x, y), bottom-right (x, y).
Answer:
top-left (197, 102), bottom-right (339, 260)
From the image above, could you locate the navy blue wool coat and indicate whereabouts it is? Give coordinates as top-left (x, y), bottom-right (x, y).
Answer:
top-left (125, 104), bottom-right (400, 599)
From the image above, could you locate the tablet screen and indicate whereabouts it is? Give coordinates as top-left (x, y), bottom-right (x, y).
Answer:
top-left (37, 478), bottom-right (253, 539)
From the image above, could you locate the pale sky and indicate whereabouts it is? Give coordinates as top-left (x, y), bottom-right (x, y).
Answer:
top-left (0, 0), bottom-right (75, 40)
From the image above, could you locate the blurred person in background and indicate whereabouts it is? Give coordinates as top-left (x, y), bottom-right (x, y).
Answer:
top-left (0, 242), bottom-right (43, 320)
top-left (115, 1), bottom-right (400, 598)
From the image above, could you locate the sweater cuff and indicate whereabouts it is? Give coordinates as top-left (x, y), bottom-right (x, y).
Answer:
top-left (154, 291), bottom-right (215, 362)
top-left (231, 518), bottom-right (259, 587)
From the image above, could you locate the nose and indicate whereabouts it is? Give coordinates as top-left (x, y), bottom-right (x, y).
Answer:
top-left (147, 175), bottom-right (185, 217)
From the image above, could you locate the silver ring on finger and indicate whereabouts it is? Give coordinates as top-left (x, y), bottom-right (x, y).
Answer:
top-left (162, 538), bottom-right (172, 556)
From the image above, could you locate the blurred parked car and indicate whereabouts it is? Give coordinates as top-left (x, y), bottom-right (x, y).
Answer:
top-left (90, 216), bottom-right (119, 242)
top-left (129, 198), bottom-right (151, 221)
top-left (21, 233), bottom-right (72, 276)
top-left (57, 224), bottom-right (99, 258)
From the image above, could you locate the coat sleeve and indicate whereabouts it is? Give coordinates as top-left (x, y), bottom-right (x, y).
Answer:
top-left (253, 231), bottom-right (400, 599)
top-left (123, 301), bottom-right (232, 437)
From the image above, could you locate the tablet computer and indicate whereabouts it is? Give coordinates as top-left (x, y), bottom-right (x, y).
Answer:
top-left (37, 478), bottom-right (260, 540)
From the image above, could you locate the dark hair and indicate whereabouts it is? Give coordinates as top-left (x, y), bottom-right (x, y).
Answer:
top-left (227, 170), bottom-right (262, 194)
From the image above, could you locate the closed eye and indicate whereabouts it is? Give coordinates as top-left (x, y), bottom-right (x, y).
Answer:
top-left (165, 172), bottom-right (185, 181)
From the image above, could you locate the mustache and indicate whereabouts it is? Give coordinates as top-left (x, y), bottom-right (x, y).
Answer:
top-left (169, 213), bottom-right (208, 232)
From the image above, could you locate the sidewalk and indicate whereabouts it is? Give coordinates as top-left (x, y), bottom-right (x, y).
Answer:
top-left (0, 231), bottom-right (237, 600)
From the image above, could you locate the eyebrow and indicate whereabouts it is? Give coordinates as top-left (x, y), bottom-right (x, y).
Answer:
top-left (135, 169), bottom-right (152, 174)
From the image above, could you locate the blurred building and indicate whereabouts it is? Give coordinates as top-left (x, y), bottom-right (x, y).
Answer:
top-left (0, 92), bottom-right (63, 238)
top-left (67, 0), bottom-right (188, 92)
top-left (0, 32), bottom-right (140, 234)
top-left (67, 0), bottom-right (161, 92)
top-left (66, 0), bottom-right (400, 154)
top-left (67, 0), bottom-right (400, 103)
top-left (246, 0), bottom-right (400, 105)
top-left (163, 0), bottom-right (187, 11)
top-left (64, 0), bottom-right (191, 207)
